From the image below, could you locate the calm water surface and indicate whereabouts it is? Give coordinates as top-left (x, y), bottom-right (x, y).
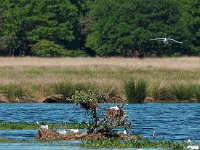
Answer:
top-left (0, 103), bottom-right (200, 149)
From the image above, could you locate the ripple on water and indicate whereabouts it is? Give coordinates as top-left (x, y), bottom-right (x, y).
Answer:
top-left (0, 103), bottom-right (200, 142)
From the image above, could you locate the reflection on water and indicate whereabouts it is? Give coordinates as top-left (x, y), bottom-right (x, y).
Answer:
top-left (0, 103), bottom-right (200, 142)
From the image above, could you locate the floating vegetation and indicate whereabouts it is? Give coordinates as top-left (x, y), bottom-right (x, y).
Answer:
top-left (81, 138), bottom-right (185, 149)
top-left (0, 122), bottom-right (88, 130)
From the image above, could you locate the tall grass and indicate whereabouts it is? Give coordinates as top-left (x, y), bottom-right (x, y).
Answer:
top-left (124, 78), bottom-right (148, 103)
top-left (53, 82), bottom-right (93, 98)
top-left (171, 84), bottom-right (195, 101)
top-left (152, 84), bottom-right (173, 101)
top-left (53, 82), bottom-right (75, 98)
top-left (0, 85), bottom-right (23, 101)
top-left (0, 57), bottom-right (200, 102)
top-left (194, 85), bottom-right (200, 102)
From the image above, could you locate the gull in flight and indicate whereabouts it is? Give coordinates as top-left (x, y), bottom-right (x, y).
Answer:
top-left (150, 38), bottom-right (183, 45)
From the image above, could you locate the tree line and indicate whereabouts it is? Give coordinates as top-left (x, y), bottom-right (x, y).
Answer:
top-left (0, 0), bottom-right (199, 57)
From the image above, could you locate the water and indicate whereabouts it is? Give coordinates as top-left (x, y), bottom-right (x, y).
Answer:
top-left (0, 103), bottom-right (200, 149)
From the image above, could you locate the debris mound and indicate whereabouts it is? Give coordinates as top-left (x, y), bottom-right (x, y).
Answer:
top-left (35, 128), bottom-right (138, 141)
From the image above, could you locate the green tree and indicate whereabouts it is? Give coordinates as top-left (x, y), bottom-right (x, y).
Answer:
top-left (1, 0), bottom-right (78, 56)
top-left (70, 0), bottom-right (95, 55)
top-left (189, 0), bottom-right (200, 55)
top-left (86, 0), bottom-right (184, 56)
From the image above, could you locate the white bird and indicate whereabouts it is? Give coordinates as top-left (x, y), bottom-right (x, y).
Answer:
top-left (40, 124), bottom-right (48, 130)
top-left (58, 129), bottom-right (67, 135)
top-left (152, 131), bottom-right (156, 138)
top-left (187, 145), bottom-right (199, 150)
top-left (150, 38), bottom-right (183, 45)
top-left (109, 106), bottom-right (119, 110)
top-left (185, 139), bottom-right (192, 144)
top-left (70, 129), bottom-right (79, 133)
top-left (123, 130), bottom-right (127, 135)
top-left (36, 121), bottom-right (48, 129)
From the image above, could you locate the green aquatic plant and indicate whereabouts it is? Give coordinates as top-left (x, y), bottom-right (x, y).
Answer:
top-left (0, 122), bottom-right (88, 130)
top-left (0, 138), bottom-right (30, 143)
top-left (81, 138), bottom-right (185, 149)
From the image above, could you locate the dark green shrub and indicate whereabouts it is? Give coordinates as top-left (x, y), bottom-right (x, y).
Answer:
top-left (65, 50), bottom-right (88, 57)
top-left (31, 40), bottom-right (67, 57)
top-left (124, 78), bottom-right (148, 103)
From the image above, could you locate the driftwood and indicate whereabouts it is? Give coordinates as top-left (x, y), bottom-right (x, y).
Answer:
top-left (35, 128), bottom-right (139, 141)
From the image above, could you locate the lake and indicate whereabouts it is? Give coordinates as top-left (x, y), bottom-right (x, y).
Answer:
top-left (0, 103), bottom-right (200, 149)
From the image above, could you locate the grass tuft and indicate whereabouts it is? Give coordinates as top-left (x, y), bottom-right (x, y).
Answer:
top-left (194, 85), bottom-right (200, 102)
top-left (124, 78), bottom-right (148, 103)
top-left (171, 84), bottom-right (194, 101)
top-left (152, 83), bottom-right (174, 101)
top-left (0, 85), bottom-right (23, 101)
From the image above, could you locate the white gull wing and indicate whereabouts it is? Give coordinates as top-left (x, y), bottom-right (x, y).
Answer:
top-left (168, 38), bottom-right (183, 44)
top-left (150, 38), bottom-right (166, 41)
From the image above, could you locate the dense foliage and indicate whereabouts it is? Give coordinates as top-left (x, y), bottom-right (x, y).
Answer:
top-left (0, 0), bottom-right (199, 57)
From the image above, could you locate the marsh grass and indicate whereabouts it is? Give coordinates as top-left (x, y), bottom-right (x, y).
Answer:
top-left (152, 83), bottom-right (174, 101)
top-left (53, 82), bottom-right (75, 98)
top-left (53, 82), bottom-right (96, 98)
top-left (0, 57), bottom-right (200, 102)
top-left (171, 84), bottom-right (195, 101)
top-left (194, 85), bottom-right (200, 102)
top-left (0, 85), bottom-right (23, 101)
top-left (124, 78), bottom-right (148, 103)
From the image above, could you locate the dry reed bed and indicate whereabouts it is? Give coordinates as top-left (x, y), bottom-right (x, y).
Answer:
top-left (0, 57), bottom-right (200, 70)
top-left (0, 57), bottom-right (200, 101)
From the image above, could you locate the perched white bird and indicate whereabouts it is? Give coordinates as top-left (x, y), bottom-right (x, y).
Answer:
top-left (185, 139), bottom-right (192, 144)
top-left (109, 106), bottom-right (119, 110)
top-left (150, 38), bottom-right (183, 45)
top-left (36, 121), bottom-right (48, 129)
top-left (40, 124), bottom-right (48, 130)
top-left (123, 130), bottom-right (127, 135)
top-left (152, 131), bottom-right (156, 138)
top-left (187, 145), bottom-right (199, 150)
top-left (70, 129), bottom-right (79, 133)
top-left (58, 129), bottom-right (67, 135)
